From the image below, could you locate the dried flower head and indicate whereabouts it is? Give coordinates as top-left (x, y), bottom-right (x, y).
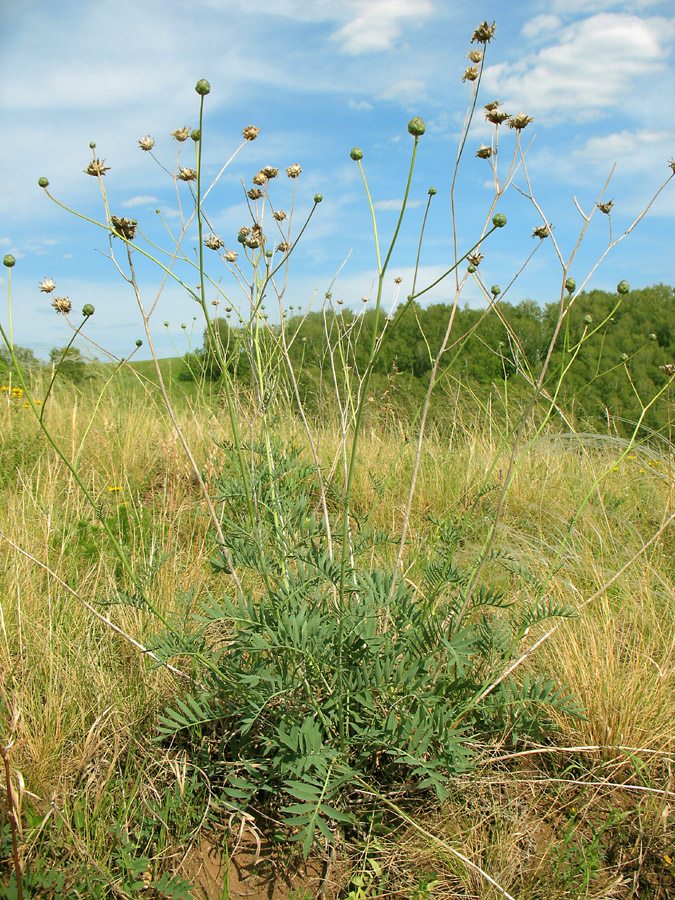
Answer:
top-left (509, 112), bottom-right (533, 130)
top-left (238, 226), bottom-right (251, 237)
top-left (484, 99), bottom-right (501, 111)
top-left (467, 252), bottom-right (484, 267)
top-left (394, 277), bottom-right (402, 284)
top-left (476, 144), bottom-right (492, 159)
top-left (243, 125), bottom-right (260, 141)
top-left (247, 187), bottom-right (263, 200)
top-left (224, 250), bottom-right (238, 262)
top-left (178, 167), bottom-right (197, 181)
top-left (669, 158), bottom-right (675, 174)
top-left (467, 49), bottom-right (483, 63)
top-left (462, 66), bottom-right (479, 82)
top-left (471, 20), bottom-right (496, 44)
top-left (111, 216), bottom-right (138, 240)
top-left (84, 159), bottom-right (110, 177)
top-left (532, 224), bottom-right (550, 239)
top-left (204, 234), bottom-right (225, 250)
top-left (52, 296), bottom-right (72, 315)
top-left (39, 277), bottom-right (56, 293)
top-left (262, 166), bottom-right (278, 179)
top-left (252, 171), bottom-right (266, 185)
top-left (245, 236), bottom-right (261, 249)
top-left (171, 126), bottom-right (190, 142)
top-left (251, 223), bottom-right (263, 237)
top-left (597, 199), bottom-right (614, 214)
top-left (276, 241), bottom-right (291, 253)
top-left (286, 163), bottom-right (302, 179)
top-left (660, 363), bottom-right (675, 376)
top-left (273, 210), bottom-right (287, 221)
top-left (486, 108), bottom-right (510, 125)
top-left (138, 135), bottom-right (155, 151)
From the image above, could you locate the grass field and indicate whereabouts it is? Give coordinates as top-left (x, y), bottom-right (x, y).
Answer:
top-left (1, 370), bottom-right (673, 900)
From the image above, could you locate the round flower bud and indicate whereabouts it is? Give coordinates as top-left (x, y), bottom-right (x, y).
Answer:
top-left (428, 186), bottom-right (437, 195)
top-left (565, 278), bottom-right (576, 294)
top-left (3, 254), bottom-right (16, 268)
top-left (195, 79), bottom-right (211, 96)
top-left (135, 339), bottom-right (143, 347)
top-left (325, 291), bottom-right (332, 299)
top-left (617, 280), bottom-right (630, 295)
top-left (468, 264), bottom-right (476, 273)
top-left (164, 321), bottom-right (169, 327)
top-left (89, 141), bottom-right (96, 149)
top-left (649, 333), bottom-right (657, 342)
top-left (82, 304), bottom-right (95, 316)
top-left (408, 117), bottom-right (426, 136)
top-left (314, 194), bottom-right (323, 203)
top-left (350, 148), bottom-right (363, 161)
top-left (237, 233), bottom-right (247, 244)
top-left (491, 285), bottom-right (501, 296)
top-left (584, 314), bottom-right (592, 324)
top-left (38, 176), bottom-right (49, 188)
top-left (621, 352), bottom-right (629, 361)
top-left (191, 129), bottom-right (200, 142)
top-left (492, 213), bottom-right (507, 228)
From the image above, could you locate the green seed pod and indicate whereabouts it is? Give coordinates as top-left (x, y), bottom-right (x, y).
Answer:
top-left (135, 339), bottom-right (142, 347)
top-left (350, 147), bottom-right (363, 161)
top-left (237, 233), bottom-right (247, 244)
top-left (38, 176), bottom-right (49, 188)
top-left (565, 278), bottom-right (576, 294)
top-left (89, 141), bottom-right (96, 149)
top-left (265, 250), bottom-right (273, 258)
top-left (190, 129), bottom-right (200, 142)
top-left (314, 193), bottom-right (323, 203)
top-left (164, 321), bottom-right (169, 327)
top-left (428, 186), bottom-right (437, 196)
top-left (82, 303), bottom-right (95, 316)
top-left (617, 280), bottom-right (630, 295)
top-left (492, 213), bottom-right (507, 228)
top-left (468, 264), bottom-right (476, 273)
top-left (491, 284), bottom-right (501, 296)
top-left (195, 79), bottom-right (211, 96)
top-left (3, 254), bottom-right (15, 268)
top-left (181, 323), bottom-right (186, 329)
top-left (325, 291), bottom-right (332, 300)
top-left (408, 117), bottom-right (426, 136)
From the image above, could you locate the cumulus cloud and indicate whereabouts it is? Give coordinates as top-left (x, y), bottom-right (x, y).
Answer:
top-left (121, 195), bottom-right (159, 208)
top-left (521, 14), bottom-right (562, 38)
top-left (483, 13), bottom-right (675, 121)
top-left (573, 128), bottom-right (675, 172)
top-left (332, 0), bottom-right (435, 54)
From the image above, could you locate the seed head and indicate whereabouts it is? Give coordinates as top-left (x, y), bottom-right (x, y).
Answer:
top-left (204, 234), bottom-right (225, 250)
top-left (286, 163), bottom-right (302, 179)
top-left (52, 296), bottom-right (71, 314)
top-left (39, 277), bottom-right (56, 293)
top-left (484, 100), bottom-right (500, 111)
top-left (276, 241), bottom-right (291, 253)
top-left (509, 112), bottom-right (533, 131)
top-left (224, 250), bottom-right (238, 262)
top-left (138, 135), bottom-right (156, 151)
top-left (462, 66), bottom-right (479, 82)
top-left (471, 21), bottom-right (496, 44)
top-left (394, 277), bottom-right (402, 284)
top-left (262, 166), bottom-right (278, 179)
top-left (178, 167), bottom-right (198, 181)
top-left (597, 199), bottom-right (614, 214)
top-left (532, 224), bottom-right (550, 239)
top-left (111, 216), bottom-right (138, 240)
top-left (248, 187), bottom-right (263, 200)
top-left (245, 236), bottom-right (261, 249)
top-left (584, 314), bottom-right (592, 324)
top-left (251, 223), bottom-right (263, 236)
top-left (649, 333), bottom-right (657, 341)
top-left (252, 171), bottom-right (266, 185)
top-left (238, 227), bottom-right (251, 237)
top-left (243, 125), bottom-right (260, 141)
top-left (486, 108), bottom-right (510, 125)
top-left (476, 144), bottom-right (492, 159)
top-left (467, 49), bottom-right (483, 63)
top-left (84, 159), bottom-right (111, 177)
top-left (660, 363), bottom-right (675, 376)
top-left (171, 126), bottom-right (191, 142)
top-left (273, 210), bottom-right (287, 221)
top-left (467, 252), bottom-right (484, 267)
top-left (668, 158), bottom-right (675, 174)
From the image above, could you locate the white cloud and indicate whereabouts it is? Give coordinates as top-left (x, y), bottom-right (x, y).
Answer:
top-left (333, 0), bottom-right (434, 55)
top-left (349, 99), bottom-right (373, 110)
top-left (373, 199), bottom-right (423, 210)
top-left (483, 13), bottom-right (675, 121)
top-left (521, 14), bottom-right (562, 38)
top-left (573, 128), bottom-right (675, 171)
top-left (121, 195), bottom-right (159, 208)
top-left (379, 78), bottom-right (428, 105)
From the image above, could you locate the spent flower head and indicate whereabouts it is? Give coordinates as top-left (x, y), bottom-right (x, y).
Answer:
top-left (85, 159), bottom-right (110, 177)
top-left (273, 210), bottom-right (287, 221)
top-left (476, 144), bottom-right (492, 159)
top-left (252, 171), bottom-right (266, 185)
top-left (204, 234), bottom-right (225, 250)
top-left (668, 158), bottom-right (675, 174)
top-left (467, 252), bottom-right (484, 267)
top-left (171, 126), bottom-right (190, 142)
top-left (52, 296), bottom-right (72, 315)
top-left (661, 363), bottom-right (675, 376)
top-left (276, 241), bottom-right (291, 253)
top-left (248, 187), bottom-right (263, 200)
top-left (138, 135), bottom-right (156, 151)
top-left (509, 112), bottom-right (534, 130)
top-left (471, 20), bottom-right (496, 43)
top-left (178, 167), bottom-right (197, 181)
top-left (243, 125), bottom-right (260, 141)
top-left (462, 66), bottom-right (479, 82)
top-left (597, 199), bottom-right (614, 214)
top-left (39, 277), bottom-right (56, 293)
top-left (486, 108), bottom-right (510, 125)
top-left (532, 224), bottom-right (550, 239)
top-left (286, 164), bottom-right (302, 179)
top-left (111, 216), bottom-right (138, 240)
top-left (467, 49), bottom-right (483, 63)
top-left (262, 166), bottom-right (279, 178)
top-left (224, 250), bottom-right (238, 262)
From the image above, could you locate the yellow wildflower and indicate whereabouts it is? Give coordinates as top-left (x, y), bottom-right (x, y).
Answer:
top-left (11, 386), bottom-right (23, 398)
top-left (107, 486), bottom-right (123, 492)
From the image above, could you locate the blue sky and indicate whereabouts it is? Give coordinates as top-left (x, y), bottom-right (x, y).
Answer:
top-left (1, 0), bottom-right (674, 362)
